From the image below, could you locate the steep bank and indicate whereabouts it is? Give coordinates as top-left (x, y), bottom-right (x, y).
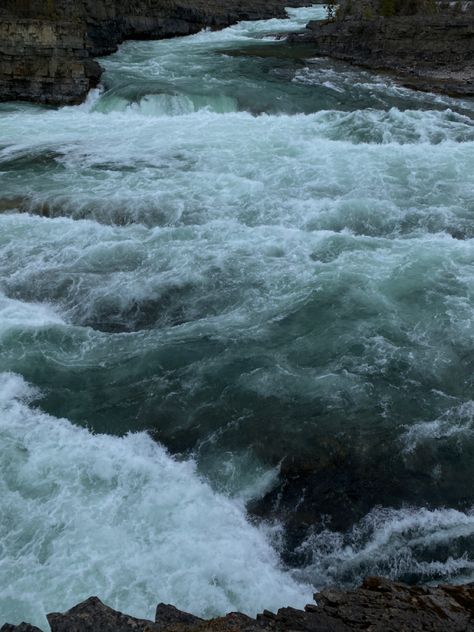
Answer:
top-left (288, 14), bottom-right (474, 96)
top-left (0, 0), bottom-right (310, 105)
top-left (2, 578), bottom-right (474, 632)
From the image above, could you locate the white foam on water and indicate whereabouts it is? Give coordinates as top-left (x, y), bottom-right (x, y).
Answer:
top-left (1, 213), bottom-right (472, 347)
top-left (402, 401), bottom-right (474, 451)
top-left (0, 213), bottom-right (473, 422)
top-left (295, 506), bottom-right (474, 587)
top-left (0, 373), bottom-right (313, 628)
top-left (184, 5), bottom-right (327, 42)
top-left (1, 4), bottom-right (474, 626)
top-left (1, 106), bottom-right (473, 234)
top-left (294, 62), bottom-right (474, 115)
top-left (0, 293), bottom-right (65, 333)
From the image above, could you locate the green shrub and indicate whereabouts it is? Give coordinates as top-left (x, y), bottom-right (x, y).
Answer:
top-left (380, 0), bottom-right (396, 16)
top-left (362, 4), bottom-right (375, 18)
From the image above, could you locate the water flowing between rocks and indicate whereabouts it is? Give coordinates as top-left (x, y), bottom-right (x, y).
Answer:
top-left (1, 5), bottom-right (474, 629)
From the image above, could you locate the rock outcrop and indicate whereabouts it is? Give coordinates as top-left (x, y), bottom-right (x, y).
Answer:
top-left (288, 13), bottom-right (474, 96)
top-left (2, 577), bottom-right (474, 632)
top-left (1, 626), bottom-right (43, 632)
top-left (0, 0), bottom-right (307, 106)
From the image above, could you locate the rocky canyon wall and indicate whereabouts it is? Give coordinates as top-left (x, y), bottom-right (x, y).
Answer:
top-left (288, 14), bottom-right (474, 95)
top-left (0, 0), bottom-right (305, 105)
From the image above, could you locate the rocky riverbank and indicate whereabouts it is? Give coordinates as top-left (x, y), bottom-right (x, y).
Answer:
top-left (2, 577), bottom-right (473, 632)
top-left (3, 1), bottom-right (471, 104)
top-left (0, 0), bottom-right (309, 105)
top-left (288, 12), bottom-right (474, 96)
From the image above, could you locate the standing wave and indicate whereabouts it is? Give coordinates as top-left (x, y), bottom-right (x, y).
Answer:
top-left (0, 373), bottom-right (312, 629)
top-left (295, 506), bottom-right (474, 587)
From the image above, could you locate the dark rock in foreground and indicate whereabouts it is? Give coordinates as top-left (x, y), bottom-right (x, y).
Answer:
top-left (0, 625), bottom-right (43, 632)
top-left (47, 596), bottom-right (161, 632)
top-left (2, 577), bottom-right (474, 632)
top-left (288, 14), bottom-right (474, 96)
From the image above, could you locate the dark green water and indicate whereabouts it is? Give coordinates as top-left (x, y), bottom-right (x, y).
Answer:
top-left (1, 5), bottom-right (474, 629)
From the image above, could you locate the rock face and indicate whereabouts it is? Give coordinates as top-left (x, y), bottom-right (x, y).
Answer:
top-left (288, 14), bottom-right (474, 95)
top-left (0, 625), bottom-right (43, 632)
top-left (2, 577), bottom-right (474, 632)
top-left (0, 0), bottom-right (307, 105)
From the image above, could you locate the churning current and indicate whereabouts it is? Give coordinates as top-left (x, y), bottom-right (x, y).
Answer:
top-left (1, 4), bottom-right (474, 629)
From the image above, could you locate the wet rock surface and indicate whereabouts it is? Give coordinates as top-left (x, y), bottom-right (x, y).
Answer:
top-left (0, 625), bottom-right (43, 632)
top-left (2, 578), bottom-right (474, 631)
top-left (288, 15), bottom-right (474, 96)
top-left (0, 0), bottom-right (308, 105)
top-left (46, 596), bottom-right (162, 632)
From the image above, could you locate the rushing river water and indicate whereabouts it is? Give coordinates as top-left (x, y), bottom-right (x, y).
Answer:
top-left (1, 4), bottom-right (474, 628)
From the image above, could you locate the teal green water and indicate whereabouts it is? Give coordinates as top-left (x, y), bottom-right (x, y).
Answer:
top-left (1, 5), bottom-right (474, 628)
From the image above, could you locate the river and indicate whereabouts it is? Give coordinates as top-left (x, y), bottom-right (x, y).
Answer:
top-left (1, 5), bottom-right (474, 628)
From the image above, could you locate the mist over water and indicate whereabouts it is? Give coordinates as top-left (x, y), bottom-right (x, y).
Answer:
top-left (1, 4), bottom-right (474, 628)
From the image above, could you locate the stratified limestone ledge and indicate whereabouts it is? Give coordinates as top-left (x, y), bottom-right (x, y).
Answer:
top-left (0, 0), bottom-right (307, 105)
top-left (2, 577), bottom-right (474, 632)
top-left (0, 17), bottom-right (101, 105)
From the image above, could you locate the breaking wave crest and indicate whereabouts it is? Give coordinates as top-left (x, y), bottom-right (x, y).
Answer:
top-left (296, 506), bottom-right (474, 587)
top-left (0, 373), bottom-right (312, 628)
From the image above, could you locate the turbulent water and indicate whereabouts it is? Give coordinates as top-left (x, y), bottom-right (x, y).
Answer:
top-left (1, 4), bottom-right (474, 628)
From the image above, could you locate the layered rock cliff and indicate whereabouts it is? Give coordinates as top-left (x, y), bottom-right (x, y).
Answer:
top-left (0, 0), bottom-right (307, 105)
top-left (288, 10), bottom-right (474, 96)
top-left (2, 577), bottom-right (474, 632)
